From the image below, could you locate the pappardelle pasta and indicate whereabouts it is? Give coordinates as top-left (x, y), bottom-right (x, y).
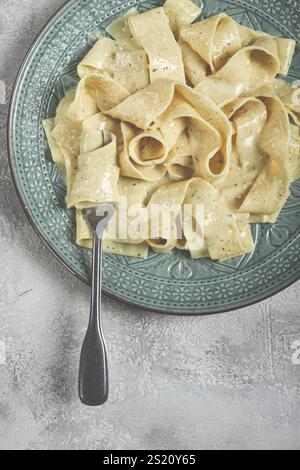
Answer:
top-left (43, 0), bottom-right (300, 260)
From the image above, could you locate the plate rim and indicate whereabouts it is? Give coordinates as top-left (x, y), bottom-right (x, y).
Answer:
top-left (7, 0), bottom-right (300, 316)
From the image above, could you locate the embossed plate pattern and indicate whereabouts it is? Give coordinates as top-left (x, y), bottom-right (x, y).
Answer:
top-left (8, 0), bottom-right (300, 315)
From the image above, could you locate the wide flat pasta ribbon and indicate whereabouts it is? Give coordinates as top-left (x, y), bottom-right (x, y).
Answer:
top-left (68, 134), bottom-right (120, 210)
top-left (128, 7), bottom-right (186, 84)
top-left (44, 87), bottom-right (95, 203)
top-left (82, 72), bottom-right (131, 112)
top-left (240, 96), bottom-right (290, 217)
top-left (80, 112), bottom-right (123, 153)
top-left (181, 13), bottom-right (242, 74)
top-left (220, 92), bottom-right (291, 221)
top-left (195, 36), bottom-right (281, 106)
top-left (119, 122), bottom-right (168, 181)
top-left (165, 130), bottom-right (194, 181)
top-left (106, 8), bottom-right (138, 46)
top-left (180, 13), bottom-right (295, 81)
top-left (146, 177), bottom-right (253, 259)
top-left (273, 79), bottom-right (300, 125)
top-left (106, 79), bottom-right (232, 183)
top-left (163, 0), bottom-right (202, 39)
top-left (157, 93), bottom-right (229, 183)
top-left (78, 37), bottom-right (149, 94)
top-left (288, 124), bottom-right (300, 183)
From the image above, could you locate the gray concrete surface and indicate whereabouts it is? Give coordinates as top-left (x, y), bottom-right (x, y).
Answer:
top-left (0, 0), bottom-right (300, 451)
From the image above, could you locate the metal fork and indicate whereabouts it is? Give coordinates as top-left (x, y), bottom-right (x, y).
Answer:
top-left (79, 204), bottom-right (115, 406)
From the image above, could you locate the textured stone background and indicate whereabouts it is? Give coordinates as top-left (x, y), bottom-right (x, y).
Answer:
top-left (0, 0), bottom-right (300, 451)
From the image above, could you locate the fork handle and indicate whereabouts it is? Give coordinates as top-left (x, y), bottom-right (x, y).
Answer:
top-left (79, 232), bottom-right (109, 406)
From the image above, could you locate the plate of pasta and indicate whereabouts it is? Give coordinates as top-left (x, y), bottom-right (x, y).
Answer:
top-left (8, 0), bottom-right (300, 314)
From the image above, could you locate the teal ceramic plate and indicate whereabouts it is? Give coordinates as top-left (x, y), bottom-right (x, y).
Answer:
top-left (8, 0), bottom-right (300, 315)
